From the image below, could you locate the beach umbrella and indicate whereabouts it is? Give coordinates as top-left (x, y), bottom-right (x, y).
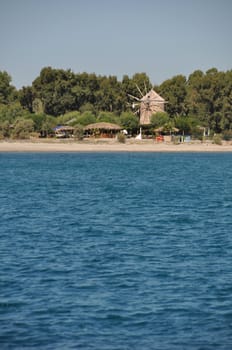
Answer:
top-left (154, 126), bottom-right (179, 133)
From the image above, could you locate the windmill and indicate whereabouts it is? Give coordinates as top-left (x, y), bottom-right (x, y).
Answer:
top-left (128, 84), bottom-right (166, 125)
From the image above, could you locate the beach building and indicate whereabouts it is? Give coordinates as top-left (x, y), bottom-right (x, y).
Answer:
top-left (84, 122), bottom-right (122, 138)
top-left (54, 125), bottom-right (74, 138)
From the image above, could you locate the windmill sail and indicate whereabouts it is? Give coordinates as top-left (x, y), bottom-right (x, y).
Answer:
top-left (128, 87), bottom-right (166, 125)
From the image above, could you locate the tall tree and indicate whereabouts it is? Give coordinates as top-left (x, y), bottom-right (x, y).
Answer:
top-left (18, 86), bottom-right (34, 113)
top-left (186, 68), bottom-right (232, 132)
top-left (0, 71), bottom-right (16, 104)
top-left (95, 75), bottom-right (121, 113)
top-left (158, 75), bottom-right (187, 117)
top-left (32, 67), bottom-right (77, 116)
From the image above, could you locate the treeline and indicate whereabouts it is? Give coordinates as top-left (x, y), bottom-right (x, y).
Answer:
top-left (0, 67), bottom-right (232, 139)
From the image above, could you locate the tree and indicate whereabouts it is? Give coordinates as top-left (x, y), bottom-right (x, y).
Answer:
top-left (0, 102), bottom-right (29, 124)
top-left (18, 86), bottom-right (34, 112)
top-left (76, 111), bottom-right (96, 126)
top-left (220, 70), bottom-right (232, 130)
top-left (79, 103), bottom-right (95, 114)
top-left (11, 118), bottom-right (34, 139)
top-left (74, 72), bottom-right (99, 108)
top-left (158, 75), bottom-right (187, 117)
top-left (185, 70), bottom-right (204, 120)
top-left (2, 66), bottom-right (231, 136)
top-left (150, 112), bottom-right (169, 128)
top-left (119, 112), bottom-right (139, 134)
top-left (73, 124), bottom-right (84, 140)
top-left (185, 68), bottom-right (232, 133)
top-left (130, 73), bottom-right (152, 96)
top-left (174, 116), bottom-right (198, 135)
top-left (95, 75), bottom-right (121, 112)
top-left (29, 113), bottom-right (47, 132)
top-left (0, 71), bottom-right (16, 104)
top-left (57, 111), bottom-right (81, 126)
top-left (0, 120), bottom-right (11, 139)
top-left (97, 111), bottom-right (118, 123)
top-left (40, 116), bottom-right (57, 137)
top-left (32, 98), bottom-right (44, 114)
top-left (32, 67), bottom-right (77, 116)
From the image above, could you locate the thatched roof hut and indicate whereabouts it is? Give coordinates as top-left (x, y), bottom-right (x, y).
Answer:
top-left (84, 122), bottom-right (122, 138)
top-left (54, 125), bottom-right (74, 132)
top-left (84, 122), bottom-right (122, 131)
top-left (54, 125), bottom-right (74, 138)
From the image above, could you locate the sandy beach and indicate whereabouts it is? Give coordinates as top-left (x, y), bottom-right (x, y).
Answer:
top-left (1, 139), bottom-right (232, 153)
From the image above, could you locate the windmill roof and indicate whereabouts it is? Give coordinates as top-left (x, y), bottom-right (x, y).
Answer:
top-left (141, 89), bottom-right (164, 102)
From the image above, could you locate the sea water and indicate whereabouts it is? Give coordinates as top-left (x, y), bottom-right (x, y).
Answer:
top-left (0, 152), bottom-right (232, 349)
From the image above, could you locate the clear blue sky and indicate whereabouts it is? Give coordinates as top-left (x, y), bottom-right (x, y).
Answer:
top-left (0, 0), bottom-right (231, 89)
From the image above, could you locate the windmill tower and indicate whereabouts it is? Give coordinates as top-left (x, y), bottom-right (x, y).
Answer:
top-left (128, 85), bottom-right (166, 125)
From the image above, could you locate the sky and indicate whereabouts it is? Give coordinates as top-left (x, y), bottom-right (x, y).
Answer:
top-left (0, 0), bottom-right (231, 89)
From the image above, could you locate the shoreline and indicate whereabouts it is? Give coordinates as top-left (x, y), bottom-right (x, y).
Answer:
top-left (1, 139), bottom-right (232, 153)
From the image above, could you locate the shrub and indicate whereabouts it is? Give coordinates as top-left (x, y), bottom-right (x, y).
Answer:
top-left (150, 112), bottom-right (169, 128)
top-left (76, 111), bottom-right (96, 126)
top-left (0, 120), bottom-right (11, 138)
top-left (222, 130), bottom-right (232, 141)
top-left (212, 134), bottom-right (222, 145)
top-left (119, 112), bottom-right (139, 135)
top-left (117, 132), bottom-right (126, 143)
top-left (11, 118), bottom-right (34, 139)
top-left (73, 125), bottom-right (84, 140)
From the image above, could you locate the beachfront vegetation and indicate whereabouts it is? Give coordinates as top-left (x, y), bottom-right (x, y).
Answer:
top-left (0, 67), bottom-right (232, 139)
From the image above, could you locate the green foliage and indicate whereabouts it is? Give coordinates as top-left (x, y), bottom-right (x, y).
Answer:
top-left (186, 68), bottom-right (232, 133)
top-left (0, 71), bottom-right (16, 104)
top-left (212, 134), bottom-right (222, 145)
top-left (79, 103), bottom-right (95, 114)
top-left (174, 116), bottom-right (198, 134)
top-left (160, 121), bottom-right (176, 134)
top-left (222, 130), bottom-right (232, 141)
top-left (18, 86), bottom-right (34, 112)
top-left (117, 132), bottom-right (126, 143)
top-left (97, 112), bottom-right (118, 123)
top-left (41, 116), bottom-right (56, 137)
top-left (57, 111), bottom-right (81, 125)
top-left (0, 120), bottom-right (11, 138)
top-left (150, 112), bottom-right (169, 128)
top-left (32, 98), bottom-right (44, 114)
top-left (191, 127), bottom-right (204, 141)
top-left (73, 124), bottom-right (84, 140)
top-left (11, 118), bottom-right (34, 139)
top-left (158, 75), bottom-right (187, 117)
top-left (1, 67), bottom-right (232, 138)
top-left (119, 112), bottom-right (139, 133)
top-left (29, 113), bottom-right (47, 132)
top-left (32, 67), bottom-right (77, 116)
top-left (0, 102), bottom-right (29, 123)
top-left (76, 111), bottom-right (96, 126)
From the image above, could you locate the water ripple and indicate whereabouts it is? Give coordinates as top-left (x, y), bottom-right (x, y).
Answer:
top-left (1, 153), bottom-right (232, 349)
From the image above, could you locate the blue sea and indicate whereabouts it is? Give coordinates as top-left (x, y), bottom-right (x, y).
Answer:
top-left (1, 152), bottom-right (232, 349)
